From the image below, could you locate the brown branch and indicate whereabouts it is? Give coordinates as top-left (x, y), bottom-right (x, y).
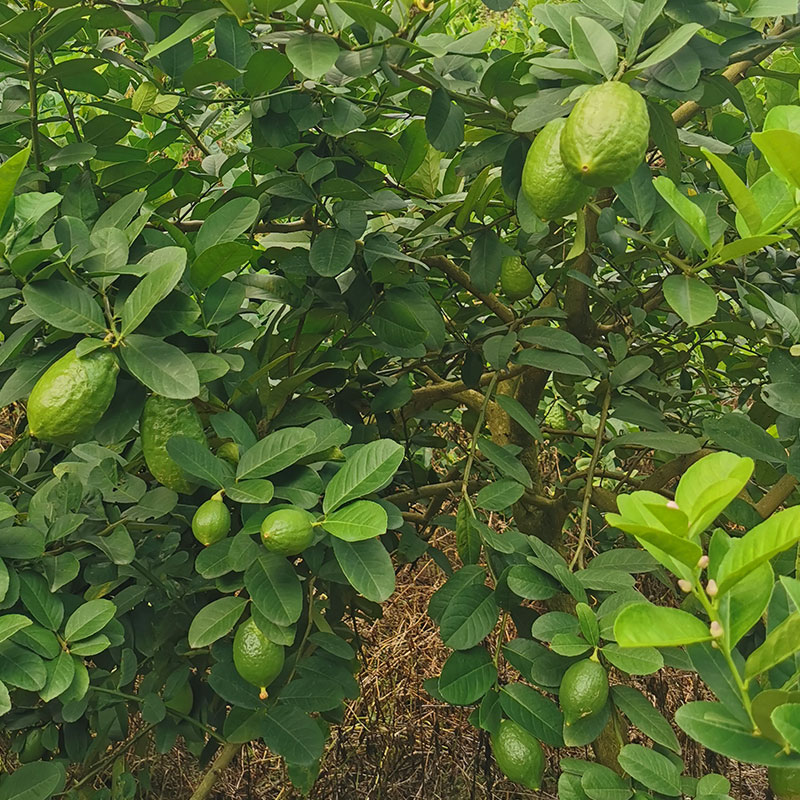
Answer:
top-left (165, 218), bottom-right (315, 234)
top-left (639, 449), bottom-right (715, 492)
top-left (423, 255), bottom-right (515, 324)
top-left (755, 473), bottom-right (798, 519)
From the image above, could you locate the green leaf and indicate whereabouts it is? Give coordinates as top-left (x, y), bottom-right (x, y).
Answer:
top-left (120, 251), bottom-right (186, 336)
top-left (22, 280), bottom-right (106, 334)
top-left (438, 646), bottom-right (496, 705)
top-left (285, 32), bottom-right (339, 79)
top-left (144, 8), bottom-right (225, 61)
top-left (439, 583), bottom-right (498, 650)
top-left (0, 615), bottom-right (31, 644)
top-left (309, 228), bottom-right (356, 277)
top-left (244, 552), bottom-right (303, 627)
top-left (771, 704), bottom-right (800, 752)
top-left (0, 761), bottom-right (65, 800)
top-left (662, 275), bottom-right (718, 327)
top-left (653, 177), bottom-right (711, 251)
top-left (500, 681), bottom-right (564, 747)
top-left (323, 440), bottom-right (404, 513)
top-left (607, 431), bottom-right (700, 455)
top-left (237, 428), bottom-right (318, 480)
top-left (751, 129), bottom-right (800, 191)
top-left (580, 763), bottom-right (632, 800)
top-left (195, 197), bottom-right (260, 254)
top-left (632, 23), bottom-right (702, 72)
top-left (187, 596), bottom-right (247, 648)
top-left (495, 395), bottom-right (542, 441)
top-left (224, 480), bottom-right (274, 504)
top-left (516, 349), bottom-right (592, 377)
top-left (0, 146), bottom-right (30, 225)
top-left (191, 241), bottom-right (254, 290)
top-left (618, 744), bottom-right (681, 796)
top-left (183, 58), bottom-right (241, 93)
top-left (745, 613), bottom-right (800, 680)
top-left (332, 537), bottom-right (395, 603)
top-left (506, 564), bottom-right (557, 601)
top-left (120, 334), bottom-right (200, 399)
top-left (321, 500), bottom-right (387, 542)
top-left (614, 605), bottom-right (712, 648)
top-left (244, 49), bottom-right (292, 94)
top-left (611, 685), bottom-right (681, 752)
top-left (64, 599), bottom-right (115, 642)
top-left (703, 413), bottom-right (786, 465)
top-left (675, 701), bottom-right (800, 766)
top-left (475, 479), bottom-right (525, 511)
top-left (716, 506), bottom-right (800, 594)
top-left (571, 17), bottom-right (617, 79)
top-left (262, 704), bottom-right (325, 766)
top-left (477, 438), bottom-right (533, 488)
top-left (167, 436), bottom-right (233, 488)
top-left (0, 642), bottom-right (46, 691)
top-left (602, 643), bottom-right (663, 675)
top-left (701, 148), bottom-right (762, 235)
top-left (40, 650), bottom-right (75, 703)
top-left (426, 88), bottom-right (465, 152)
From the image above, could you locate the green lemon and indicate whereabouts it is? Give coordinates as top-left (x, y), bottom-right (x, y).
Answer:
top-left (192, 493), bottom-right (231, 546)
top-left (770, 767), bottom-right (800, 800)
top-left (165, 682), bottom-right (193, 715)
top-left (521, 118), bottom-right (593, 220)
top-left (27, 348), bottom-right (119, 444)
top-left (233, 617), bottom-right (285, 699)
top-left (543, 403), bottom-right (567, 429)
top-left (560, 81), bottom-right (650, 188)
top-left (260, 507), bottom-right (315, 556)
top-left (491, 719), bottom-right (545, 790)
top-left (217, 441), bottom-right (240, 465)
top-left (560, 658), bottom-right (609, 725)
top-left (500, 256), bottom-right (535, 302)
top-left (140, 395), bottom-right (206, 494)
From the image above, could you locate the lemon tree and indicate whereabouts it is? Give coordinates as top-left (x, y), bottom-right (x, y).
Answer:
top-left (1, 0), bottom-right (800, 798)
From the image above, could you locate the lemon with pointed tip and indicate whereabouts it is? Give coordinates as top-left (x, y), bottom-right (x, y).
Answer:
top-left (27, 347), bottom-right (119, 444)
top-left (560, 658), bottom-right (609, 725)
top-left (260, 508), bottom-right (315, 556)
top-left (491, 719), bottom-right (545, 790)
top-left (560, 81), bottom-right (650, 188)
top-left (522, 118), bottom-right (592, 220)
top-left (500, 257), bottom-right (535, 302)
top-left (233, 617), bottom-right (285, 699)
top-left (192, 493), bottom-right (231, 546)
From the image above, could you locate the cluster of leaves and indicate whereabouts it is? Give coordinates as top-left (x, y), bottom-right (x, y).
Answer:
top-left (1, 0), bottom-right (800, 797)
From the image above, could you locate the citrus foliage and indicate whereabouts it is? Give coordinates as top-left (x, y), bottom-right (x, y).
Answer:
top-left (1, 0), bottom-right (800, 797)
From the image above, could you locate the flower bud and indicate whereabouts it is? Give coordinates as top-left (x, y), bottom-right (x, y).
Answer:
top-left (678, 579), bottom-right (693, 593)
top-left (666, 500), bottom-right (679, 510)
top-left (710, 621), bottom-right (724, 639)
top-left (706, 580), bottom-right (718, 598)
top-left (697, 555), bottom-right (709, 570)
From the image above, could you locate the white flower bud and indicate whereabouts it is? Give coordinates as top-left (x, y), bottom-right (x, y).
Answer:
top-left (678, 579), bottom-right (693, 593)
top-left (710, 621), bottom-right (724, 639)
top-left (706, 580), bottom-right (718, 598)
top-left (697, 555), bottom-right (709, 570)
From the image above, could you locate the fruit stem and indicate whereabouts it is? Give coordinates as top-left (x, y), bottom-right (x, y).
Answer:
top-left (211, 489), bottom-right (225, 501)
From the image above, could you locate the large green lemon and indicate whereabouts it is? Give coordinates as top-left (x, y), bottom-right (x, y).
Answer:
top-left (140, 395), bottom-right (206, 494)
top-left (560, 81), bottom-right (650, 188)
top-left (521, 118), bottom-right (592, 219)
top-left (233, 617), bottom-right (285, 699)
top-left (500, 256), bottom-right (535, 302)
top-left (27, 348), bottom-right (118, 444)
top-left (260, 507), bottom-right (315, 556)
top-left (560, 658), bottom-right (609, 725)
top-left (491, 719), bottom-right (545, 790)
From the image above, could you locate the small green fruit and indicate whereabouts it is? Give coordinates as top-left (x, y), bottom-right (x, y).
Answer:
top-left (500, 256), bottom-right (535, 302)
top-left (140, 395), bottom-right (206, 494)
top-left (560, 81), bottom-right (650, 188)
top-left (192, 493), bottom-right (231, 546)
top-left (233, 617), bottom-right (285, 699)
top-left (260, 507), bottom-right (315, 556)
top-left (491, 719), bottom-right (545, 790)
top-left (560, 659), bottom-right (609, 725)
top-left (521, 118), bottom-right (592, 219)
top-left (543, 403), bottom-right (567, 429)
top-left (217, 441), bottom-right (240, 465)
top-left (27, 348), bottom-right (119, 444)
top-left (769, 766), bottom-right (800, 800)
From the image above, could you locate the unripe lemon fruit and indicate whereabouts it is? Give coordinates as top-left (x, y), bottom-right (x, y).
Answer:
top-left (500, 256), bottom-right (535, 302)
top-left (560, 659), bottom-right (609, 725)
top-left (192, 492), bottom-right (231, 546)
top-left (260, 507), bottom-right (315, 556)
top-left (233, 617), bottom-right (284, 699)
top-left (27, 348), bottom-right (118, 444)
top-left (491, 719), bottom-right (545, 790)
